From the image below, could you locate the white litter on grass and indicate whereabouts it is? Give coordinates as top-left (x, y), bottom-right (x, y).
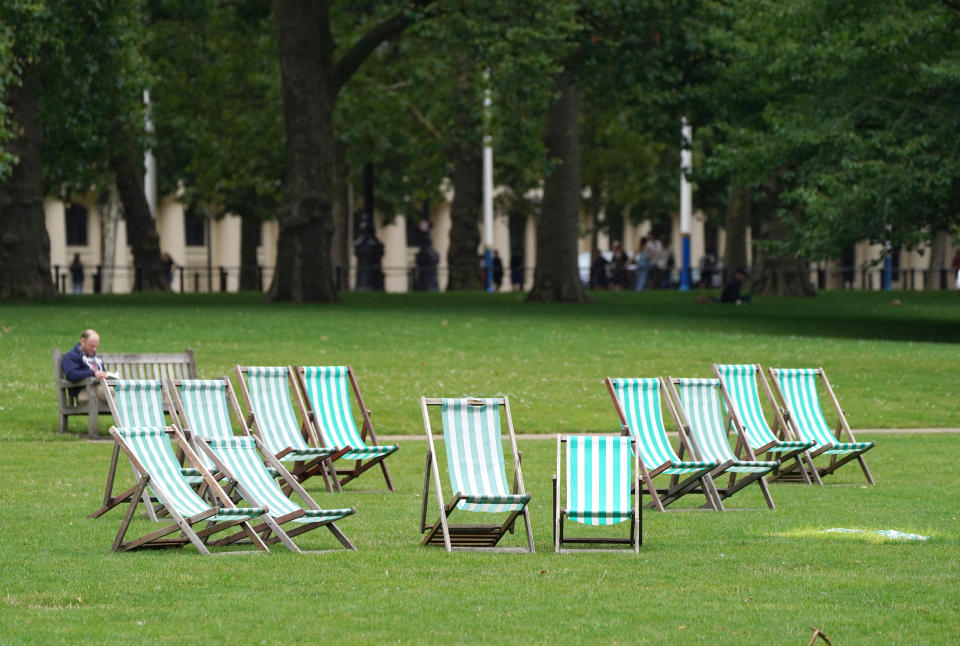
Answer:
top-left (822, 528), bottom-right (929, 541)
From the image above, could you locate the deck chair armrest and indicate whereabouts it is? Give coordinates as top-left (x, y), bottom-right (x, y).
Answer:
top-left (275, 446), bottom-right (294, 459)
top-left (443, 492), bottom-right (467, 514)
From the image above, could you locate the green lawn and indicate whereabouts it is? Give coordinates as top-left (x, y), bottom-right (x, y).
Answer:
top-left (1, 290), bottom-right (958, 644)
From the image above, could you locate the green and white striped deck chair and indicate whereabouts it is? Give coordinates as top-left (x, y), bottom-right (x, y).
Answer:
top-left (109, 425), bottom-right (269, 554)
top-left (295, 365), bottom-right (398, 491)
top-left (92, 379), bottom-right (175, 520)
top-left (666, 378), bottom-right (778, 510)
top-left (419, 397), bottom-right (534, 552)
top-left (713, 364), bottom-right (815, 484)
top-left (196, 436), bottom-right (357, 553)
top-left (769, 368), bottom-right (875, 484)
top-left (235, 366), bottom-right (342, 492)
top-left (605, 378), bottom-right (722, 511)
top-left (167, 378), bottom-right (244, 472)
top-left (553, 435), bottom-right (640, 553)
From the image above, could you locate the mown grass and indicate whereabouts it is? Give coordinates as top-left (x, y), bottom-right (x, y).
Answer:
top-left (1, 290), bottom-right (959, 644)
top-left (2, 289), bottom-right (960, 441)
top-left (0, 434), bottom-right (957, 644)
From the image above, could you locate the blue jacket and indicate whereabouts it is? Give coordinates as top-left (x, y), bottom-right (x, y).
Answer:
top-left (62, 343), bottom-right (104, 396)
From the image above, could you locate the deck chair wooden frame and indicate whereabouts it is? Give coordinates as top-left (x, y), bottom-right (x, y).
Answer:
top-left (419, 397), bottom-right (534, 553)
top-left (665, 377), bottom-right (778, 510)
top-left (109, 425), bottom-right (270, 555)
top-left (553, 435), bottom-right (641, 553)
top-left (294, 365), bottom-right (398, 491)
top-left (605, 377), bottom-right (722, 511)
top-left (91, 379), bottom-right (174, 521)
top-left (195, 435), bottom-right (357, 553)
top-left (712, 364), bottom-right (815, 485)
top-left (768, 367), bottom-right (875, 484)
top-left (235, 366), bottom-right (344, 492)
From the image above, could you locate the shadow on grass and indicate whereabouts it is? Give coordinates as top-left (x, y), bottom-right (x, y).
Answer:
top-left (14, 288), bottom-right (960, 344)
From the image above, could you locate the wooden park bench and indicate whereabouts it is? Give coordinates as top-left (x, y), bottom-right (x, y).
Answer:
top-left (52, 349), bottom-right (197, 437)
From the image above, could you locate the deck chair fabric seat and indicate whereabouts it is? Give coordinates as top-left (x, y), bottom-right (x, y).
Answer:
top-left (201, 437), bottom-right (356, 552)
top-left (110, 426), bottom-right (269, 554)
top-left (606, 378), bottom-right (721, 511)
top-left (554, 435), bottom-right (640, 553)
top-left (168, 379), bottom-right (238, 472)
top-left (669, 378), bottom-right (778, 509)
top-left (236, 366), bottom-right (339, 490)
top-left (713, 364), bottom-right (816, 457)
top-left (420, 397), bottom-right (534, 552)
top-left (297, 366), bottom-right (398, 490)
top-left (770, 368), bottom-right (875, 483)
top-left (92, 379), bottom-right (189, 520)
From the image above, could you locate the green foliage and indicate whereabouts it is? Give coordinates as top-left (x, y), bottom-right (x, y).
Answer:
top-left (336, 1), bottom-right (578, 221)
top-left (148, 0), bottom-right (282, 222)
top-left (700, 0), bottom-right (960, 258)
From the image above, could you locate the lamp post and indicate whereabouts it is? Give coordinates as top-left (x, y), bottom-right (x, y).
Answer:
top-left (482, 73), bottom-right (494, 292)
top-left (679, 117), bottom-right (692, 291)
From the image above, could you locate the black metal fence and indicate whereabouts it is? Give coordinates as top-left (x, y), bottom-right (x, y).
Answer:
top-left (50, 263), bottom-right (960, 295)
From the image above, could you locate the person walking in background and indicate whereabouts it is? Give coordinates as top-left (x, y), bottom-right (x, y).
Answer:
top-left (162, 252), bottom-right (176, 286)
top-left (634, 237), bottom-right (651, 290)
top-left (492, 251), bottom-right (504, 291)
top-left (610, 241), bottom-right (629, 290)
top-left (952, 250), bottom-right (960, 294)
top-left (69, 254), bottom-right (84, 294)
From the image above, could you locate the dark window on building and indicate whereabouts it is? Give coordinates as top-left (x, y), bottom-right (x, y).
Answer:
top-left (185, 208), bottom-right (206, 247)
top-left (891, 246), bottom-right (901, 282)
top-left (65, 204), bottom-right (88, 246)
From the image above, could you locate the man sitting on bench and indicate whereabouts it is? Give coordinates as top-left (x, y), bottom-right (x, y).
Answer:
top-left (62, 329), bottom-right (109, 404)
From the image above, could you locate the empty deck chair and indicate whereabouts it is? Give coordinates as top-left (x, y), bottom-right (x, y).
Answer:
top-left (769, 368), bottom-right (875, 484)
top-left (713, 364), bottom-right (815, 484)
top-left (196, 436), bottom-right (357, 553)
top-left (295, 365), bottom-right (398, 491)
top-left (419, 397), bottom-right (534, 552)
top-left (91, 379), bottom-right (174, 520)
top-left (235, 366), bottom-right (342, 492)
top-left (553, 435), bottom-right (640, 553)
top-left (666, 378), bottom-right (778, 510)
top-left (167, 377), bottom-right (245, 472)
top-left (109, 426), bottom-right (269, 554)
top-left (605, 378), bottom-right (721, 511)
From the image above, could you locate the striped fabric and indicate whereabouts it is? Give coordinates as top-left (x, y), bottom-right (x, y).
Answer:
top-left (715, 365), bottom-right (812, 452)
top-left (673, 379), bottom-right (778, 473)
top-left (610, 378), bottom-right (716, 473)
top-left (176, 380), bottom-right (235, 441)
top-left (565, 436), bottom-right (632, 526)
top-left (772, 369), bottom-right (875, 454)
top-left (243, 367), bottom-right (335, 461)
top-left (300, 366), bottom-right (398, 460)
top-left (111, 380), bottom-right (165, 427)
top-left (440, 398), bottom-right (530, 513)
top-left (117, 427), bottom-right (264, 522)
top-left (206, 437), bottom-right (354, 524)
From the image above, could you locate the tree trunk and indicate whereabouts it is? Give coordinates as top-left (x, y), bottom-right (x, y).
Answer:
top-left (110, 129), bottom-right (169, 292)
top-left (239, 214), bottom-right (260, 291)
top-left (0, 69), bottom-right (57, 299)
top-left (331, 140), bottom-right (351, 292)
top-left (269, 0), bottom-right (337, 302)
top-left (723, 185), bottom-right (750, 279)
top-left (446, 140), bottom-right (483, 290)
top-left (925, 229), bottom-right (949, 290)
top-left (527, 71), bottom-right (587, 303)
top-left (98, 185), bottom-right (121, 294)
top-left (750, 210), bottom-right (816, 297)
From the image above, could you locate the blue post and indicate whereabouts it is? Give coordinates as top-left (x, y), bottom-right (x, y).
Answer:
top-left (679, 234), bottom-right (691, 291)
top-left (485, 248), bottom-right (494, 292)
top-left (882, 256), bottom-right (893, 291)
